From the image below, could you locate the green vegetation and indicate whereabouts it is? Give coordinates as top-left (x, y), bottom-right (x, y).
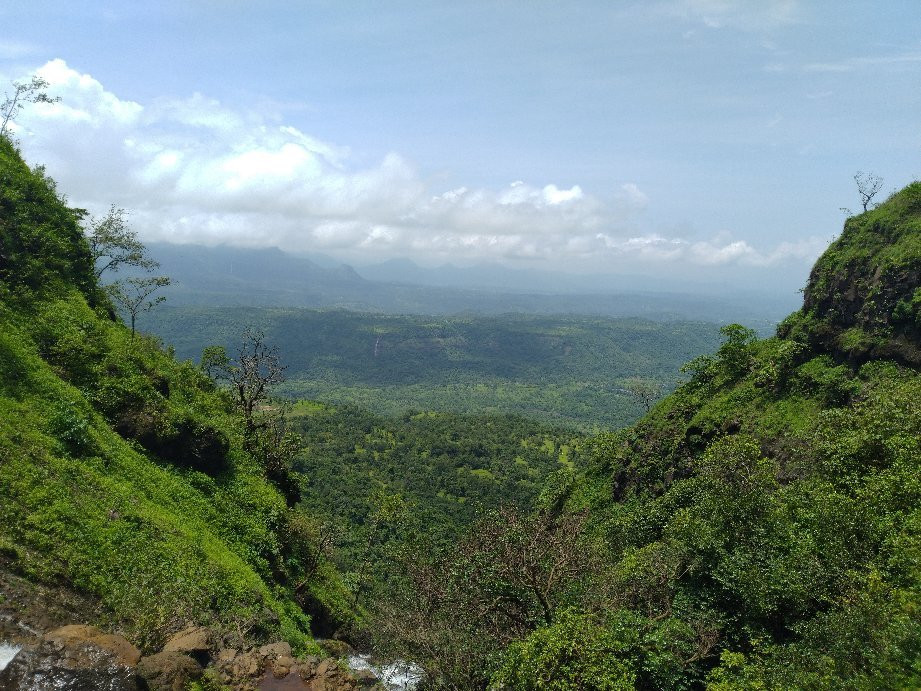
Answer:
top-left (370, 197), bottom-right (921, 688)
top-left (785, 181), bottom-right (921, 365)
top-left (0, 136), bottom-right (352, 651)
top-left (4, 127), bottom-right (920, 689)
top-left (150, 307), bottom-right (722, 429)
top-left (287, 403), bottom-right (580, 591)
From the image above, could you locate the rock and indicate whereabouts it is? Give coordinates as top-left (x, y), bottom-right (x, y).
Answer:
top-left (352, 667), bottom-right (379, 686)
top-left (44, 623), bottom-right (142, 666)
top-left (260, 641), bottom-right (293, 659)
top-left (2, 632), bottom-right (139, 690)
top-left (162, 624), bottom-right (212, 657)
top-left (318, 638), bottom-right (354, 658)
top-left (273, 653), bottom-right (297, 677)
top-left (315, 658), bottom-right (336, 678)
top-left (216, 647), bottom-right (265, 684)
top-left (136, 650), bottom-right (203, 690)
top-left (301, 655), bottom-right (322, 670)
top-left (217, 646), bottom-right (238, 662)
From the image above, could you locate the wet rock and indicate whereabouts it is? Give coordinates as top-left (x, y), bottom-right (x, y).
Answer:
top-left (136, 650), bottom-right (203, 690)
top-left (162, 624), bottom-right (213, 664)
top-left (318, 639), bottom-right (354, 658)
top-left (352, 667), bottom-right (379, 686)
top-left (2, 630), bottom-right (139, 691)
top-left (43, 624), bottom-right (142, 667)
top-left (260, 641), bottom-right (293, 659)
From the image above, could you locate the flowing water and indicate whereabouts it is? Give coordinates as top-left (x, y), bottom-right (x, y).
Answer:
top-left (346, 653), bottom-right (422, 690)
top-left (0, 642), bottom-right (22, 672)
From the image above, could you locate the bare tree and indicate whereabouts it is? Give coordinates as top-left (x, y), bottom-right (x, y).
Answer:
top-left (854, 171), bottom-right (884, 212)
top-left (106, 276), bottom-right (171, 338)
top-left (86, 206), bottom-right (158, 279)
top-left (229, 329), bottom-right (286, 433)
top-left (1, 75), bottom-right (60, 138)
top-left (373, 506), bottom-right (593, 689)
top-left (625, 377), bottom-right (663, 413)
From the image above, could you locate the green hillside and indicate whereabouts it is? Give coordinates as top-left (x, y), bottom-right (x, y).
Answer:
top-left (0, 137), bottom-right (353, 653)
top-left (373, 189), bottom-right (921, 688)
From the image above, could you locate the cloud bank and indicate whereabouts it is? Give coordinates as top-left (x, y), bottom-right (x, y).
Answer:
top-left (9, 59), bottom-right (821, 272)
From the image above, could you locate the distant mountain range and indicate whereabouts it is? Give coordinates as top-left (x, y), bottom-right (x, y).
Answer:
top-left (144, 242), bottom-right (798, 328)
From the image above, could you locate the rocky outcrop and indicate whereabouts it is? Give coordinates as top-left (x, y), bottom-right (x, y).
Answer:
top-left (793, 181), bottom-right (921, 365)
top-left (161, 624), bottom-right (212, 664)
top-left (0, 624), bottom-right (141, 690)
top-left (0, 562), bottom-right (364, 691)
top-left (44, 624), bottom-right (142, 666)
top-left (214, 642), bottom-right (362, 690)
top-left (136, 650), bottom-right (204, 690)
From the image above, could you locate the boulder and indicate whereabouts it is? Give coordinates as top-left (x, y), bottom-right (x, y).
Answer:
top-left (217, 647), bottom-right (238, 663)
top-left (136, 650), bottom-right (203, 690)
top-left (162, 624), bottom-right (213, 664)
top-left (318, 638), bottom-right (354, 658)
top-left (273, 653), bottom-right (297, 677)
top-left (2, 629), bottom-right (139, 690)
top-left (44, 623), bottom-right (142, 666)
top-left (216, 647), bottom-right (264, 683)
top-left (260, 641), bottom-right (293, 659)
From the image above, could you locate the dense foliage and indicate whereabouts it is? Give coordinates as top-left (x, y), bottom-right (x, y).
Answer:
top-left (149, 306), bottom-right (722, 429)
top-left (372, 197), bottom-right (921, 688)
top-left (287, 404), bottom-right (580, 592)
top-left (0, 137), bottom-right (353, 652)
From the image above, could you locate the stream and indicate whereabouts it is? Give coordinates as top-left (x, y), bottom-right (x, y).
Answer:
top-left (345, 653), bottom-right (422, 690)
top-left (0, 642), bottom-right (23, 672)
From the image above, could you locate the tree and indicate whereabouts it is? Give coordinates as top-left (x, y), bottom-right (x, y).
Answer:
top-left (200, 345), bottom-right (231, 381)
top-left (228, 329), bottom-right (286, 434)
top-left (1, 75), bottom-right (60, 138)
top-left (106, 276), bottom-right (170, 338)
top-left (854, 171), bottom-right (883, 212)
top-left (373, 506), bottom-right (593, 688)
top-left (716, 323), bottom-right (757, 377)
top-left (624, 378), bottom-right (663, 414)
top-left (86, 205), bottom-right (158, 279)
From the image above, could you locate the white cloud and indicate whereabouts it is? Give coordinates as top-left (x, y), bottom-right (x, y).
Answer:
top-left (615, 182), bottom-right (649, 210)
top-left (803, 52), bottom-right (921, 73)
top-left (0, 39), bottom-right (39, 60)
top-left (665, 0), bottom-right (800, 30)
top-left (11, 59), bottom-right (820, 271)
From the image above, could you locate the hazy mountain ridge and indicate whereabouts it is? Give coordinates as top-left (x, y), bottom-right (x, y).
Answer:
top-left (145, 241), bottom-right (796, 327)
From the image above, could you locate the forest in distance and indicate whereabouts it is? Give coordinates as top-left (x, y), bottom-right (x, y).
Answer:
top-left (146, 306), bottom-right (725, 429)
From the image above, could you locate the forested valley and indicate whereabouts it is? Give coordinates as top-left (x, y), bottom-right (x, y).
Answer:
top-left (1, 131), bottom-right (920, 691)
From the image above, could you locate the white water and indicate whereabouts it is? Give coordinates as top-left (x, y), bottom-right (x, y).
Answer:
top-left (346, 653), bottom-right (422, 690)
top-left (0, 642), bottom-right (22, 671)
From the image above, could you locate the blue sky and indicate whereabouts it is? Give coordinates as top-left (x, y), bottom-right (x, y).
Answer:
top-left (1, 1), bottom-right (919, 294)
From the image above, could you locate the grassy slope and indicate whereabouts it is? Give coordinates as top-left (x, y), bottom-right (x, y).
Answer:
top-left (0, 138), bottom-right (346, 652)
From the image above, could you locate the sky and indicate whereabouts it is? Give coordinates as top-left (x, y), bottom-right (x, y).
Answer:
top-left (1, 1), bottom-right (920, 295)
